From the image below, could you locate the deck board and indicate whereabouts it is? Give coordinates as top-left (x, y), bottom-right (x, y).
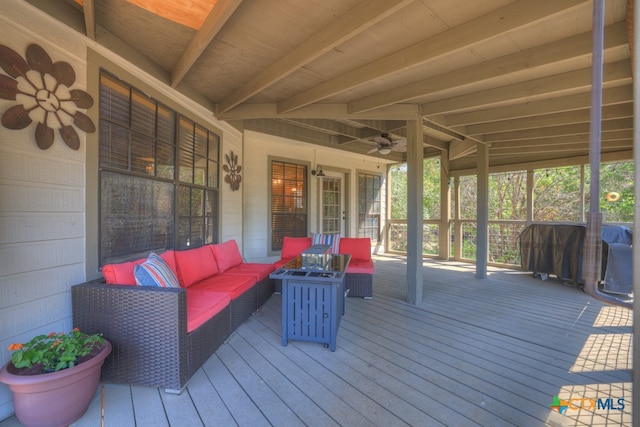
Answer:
top-left (0, 256), bottom-right (632, 426)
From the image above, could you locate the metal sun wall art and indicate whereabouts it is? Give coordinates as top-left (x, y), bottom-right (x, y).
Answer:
top-left (0, 43), bottom-right (95, 150)
top-left (224, 151), bottom-right (242, 191)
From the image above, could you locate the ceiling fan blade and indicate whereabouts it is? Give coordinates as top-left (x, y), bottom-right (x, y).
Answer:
top-left (366, 147), bottom-right (379, 154)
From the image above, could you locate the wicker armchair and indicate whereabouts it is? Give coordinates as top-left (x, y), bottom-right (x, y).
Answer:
top-left (72, 280), bottom-right (230, 393)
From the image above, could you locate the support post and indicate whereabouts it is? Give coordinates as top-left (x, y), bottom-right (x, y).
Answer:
top-left (631, 0), bottom-right (639, 422)
top-left (406, 119), bottom-right (423, 305)
top-left (454, 177), bottom-right (462, 260)
top-left (439, 151), bottom-right (451, 259)
top-left (526, 170), bottom-right (534, 224)
top-left (476, 143), bottom-right (489, 279)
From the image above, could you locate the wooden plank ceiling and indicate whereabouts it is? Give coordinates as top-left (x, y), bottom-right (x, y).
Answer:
top-left (35, 0), bottom-right (634, 174)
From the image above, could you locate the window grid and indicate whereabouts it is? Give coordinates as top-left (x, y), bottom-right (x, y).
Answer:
top-left (271, 161), bottom-right (307, 251)
top-left (358, 173), bottom-right (381, 242)
top-left (99, 71), bottom-right (219, 265)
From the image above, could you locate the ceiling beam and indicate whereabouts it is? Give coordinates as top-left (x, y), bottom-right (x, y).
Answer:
top-left (449, 140), bottom-right (477, 161)
top-left (280, 119), bottom-right (363, 139)
top-left (216, 103), bottom-right (420, 120)
top-left (171, 0), bottom-right (244, 88)
top-left (442, 84), bottom-right (633, 127)
top-left (349, 21), bottom-right (628, 113)
top-left (243, 119), bottom-right (404, 162)
top-left (217, 0), bottom-right (413, 113)
top-left (422, 60), bottom-right (632, 115)
top-left (481, 117), bottom-right (633, 143)
top-left (489, 140), bottom-right (632, 156)
top-left (488, 130), bottom-right (634, 149)
top-left (277, 0), bottom-right (585, 113)
top-left (466, 103), bottom-right (633, 136)
top-left (83, 0), bottom-right (95, 40)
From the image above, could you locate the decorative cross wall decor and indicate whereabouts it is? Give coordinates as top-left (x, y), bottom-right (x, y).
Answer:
top-left (223, 151), bottom-right (242, 191)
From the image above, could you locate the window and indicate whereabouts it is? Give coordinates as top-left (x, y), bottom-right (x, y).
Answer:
top-left (99, 72), bottom-right (219, 264)
top-left (270, 160), bottom-right (307, 251)
top-left (358, 173), bottom-right (381, 241)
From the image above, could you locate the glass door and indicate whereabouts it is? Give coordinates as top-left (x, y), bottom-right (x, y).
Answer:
top-left (320, 172), bottom-right (345, 236)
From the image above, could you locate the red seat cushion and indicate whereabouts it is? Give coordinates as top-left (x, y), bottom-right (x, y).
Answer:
top-left (102, 258), bottom-right (145, 285)
top-left (346, 259), bottom-right (375, 275)
top-left (192, 274), bottom-right (255, 299)
top-left (174, 245), bottom-right (219, 287)
top-left (274, 258), bottom-right (292, 269)
top-left (185, 289), bottom-right (230, 333)
top-left (224, 263), bottom-right (275, 281)
top-left (281, 237), bottom-right (312, 259)
top-left (210, 240), bottom-right (243, 273)
top-left (339, 237), bottom-right (372, 261)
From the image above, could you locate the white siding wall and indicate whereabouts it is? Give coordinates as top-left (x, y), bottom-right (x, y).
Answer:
top-left (0, 2), bottom-right (91, 419)
top-left (0, 1), bottom-right (242, 420)
top-left (243, 130), bottom-right (389, 263)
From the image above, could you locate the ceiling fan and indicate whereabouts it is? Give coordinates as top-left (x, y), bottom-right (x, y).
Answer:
top-left (366, 133), bottom-right (405, 155)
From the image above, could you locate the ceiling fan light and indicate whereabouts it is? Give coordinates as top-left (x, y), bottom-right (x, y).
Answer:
top-left (378, 148), bottom-right (391, 155)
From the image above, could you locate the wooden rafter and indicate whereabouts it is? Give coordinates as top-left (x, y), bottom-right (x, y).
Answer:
top-left (277, 0), bottom-right (585, 113)
top-left (348, 22), bottom-right (628, 114)
top-left (83, 0), bottom-right (95, 39)
top-left (171, 0), bottom-right (244, 88)
top-left (217, 0), bottom-right (414, 113)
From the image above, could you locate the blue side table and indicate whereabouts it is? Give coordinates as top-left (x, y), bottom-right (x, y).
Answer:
top-left (270, 254), bottom-right (350, 351)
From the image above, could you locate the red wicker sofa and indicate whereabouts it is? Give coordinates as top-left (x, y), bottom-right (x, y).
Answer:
top-left (274, 236), bottom-right (374, 299)
top-left (71, 239), bottom-right (274, 393)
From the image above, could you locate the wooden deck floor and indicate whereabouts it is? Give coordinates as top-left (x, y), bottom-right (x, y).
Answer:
top-left (1, 255), bottom-right (632, 426)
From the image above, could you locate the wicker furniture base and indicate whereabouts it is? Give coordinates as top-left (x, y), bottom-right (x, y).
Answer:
top-left (345, 273), bottom-right (373, 299)
top-left (230, 286), bottom-right (257, 331)
top-left (188, 304), bottom-right (231, 379)
top-left (72, 282), bottom-right (191, 391)
top-left (256, 277), bottom-right (275, 308)
top-left (72, 280), bottom-right (246, 393)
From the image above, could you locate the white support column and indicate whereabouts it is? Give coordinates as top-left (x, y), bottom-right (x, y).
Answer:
top-left (526, 170), bottom-right (534, 224)
top-left (476, 143), bottom-right (489, 279)
top-left (579, 165), bottom-right (586, 223)
top-left (632, 0), bottom-right (639, 420)
top-left (406, 119), bottom-right (424, 305)
top-left (454, 177), bottom-right (462, 260)
top-left (439, 150), bottom-right (451, 259)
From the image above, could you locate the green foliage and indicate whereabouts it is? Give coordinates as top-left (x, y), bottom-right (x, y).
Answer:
top-left (8, 329), bottom-right (105, 374)
top-left (389, 159), bottom-right (634, 263)
top-left (389, 157), bottom-right (441, 220)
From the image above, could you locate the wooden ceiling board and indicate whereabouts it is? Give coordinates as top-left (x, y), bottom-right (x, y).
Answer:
top-left (22, 0), bottom-right (633, 169)
top-left (95, 0), bottom-right (194, 71)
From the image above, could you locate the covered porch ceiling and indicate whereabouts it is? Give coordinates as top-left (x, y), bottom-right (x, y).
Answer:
top-left (29, 0), bottom-right (634, 172)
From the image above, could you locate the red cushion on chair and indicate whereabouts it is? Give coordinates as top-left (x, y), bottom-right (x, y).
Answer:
top-left (185, 289), bottom-right (230, 333)
top-left (194, 274), bottom-right (256, 299)
top-left (102, 258), bottom-right (145, 285)
top-left (346, 259), bottom-right (375, 274)
top-left (174, 245), bottom-right (219, 287)
top-left (210, 240), bottom-right (243, 273)
top-left (281, 237), bottom-right (312, 259)
top-left (339, 237), bottom-right (371, 261)
top-left (225, 263), bottom-right (275, 281)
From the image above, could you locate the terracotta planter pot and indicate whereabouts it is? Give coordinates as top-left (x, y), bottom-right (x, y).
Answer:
top-left (0, 340), bottom-right (111, 427)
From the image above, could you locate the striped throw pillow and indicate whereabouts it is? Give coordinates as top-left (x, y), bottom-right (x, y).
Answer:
top-left (134, 252), bottom-right (181, 288)
top-left (311, 233), bottom-right (341, 254)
